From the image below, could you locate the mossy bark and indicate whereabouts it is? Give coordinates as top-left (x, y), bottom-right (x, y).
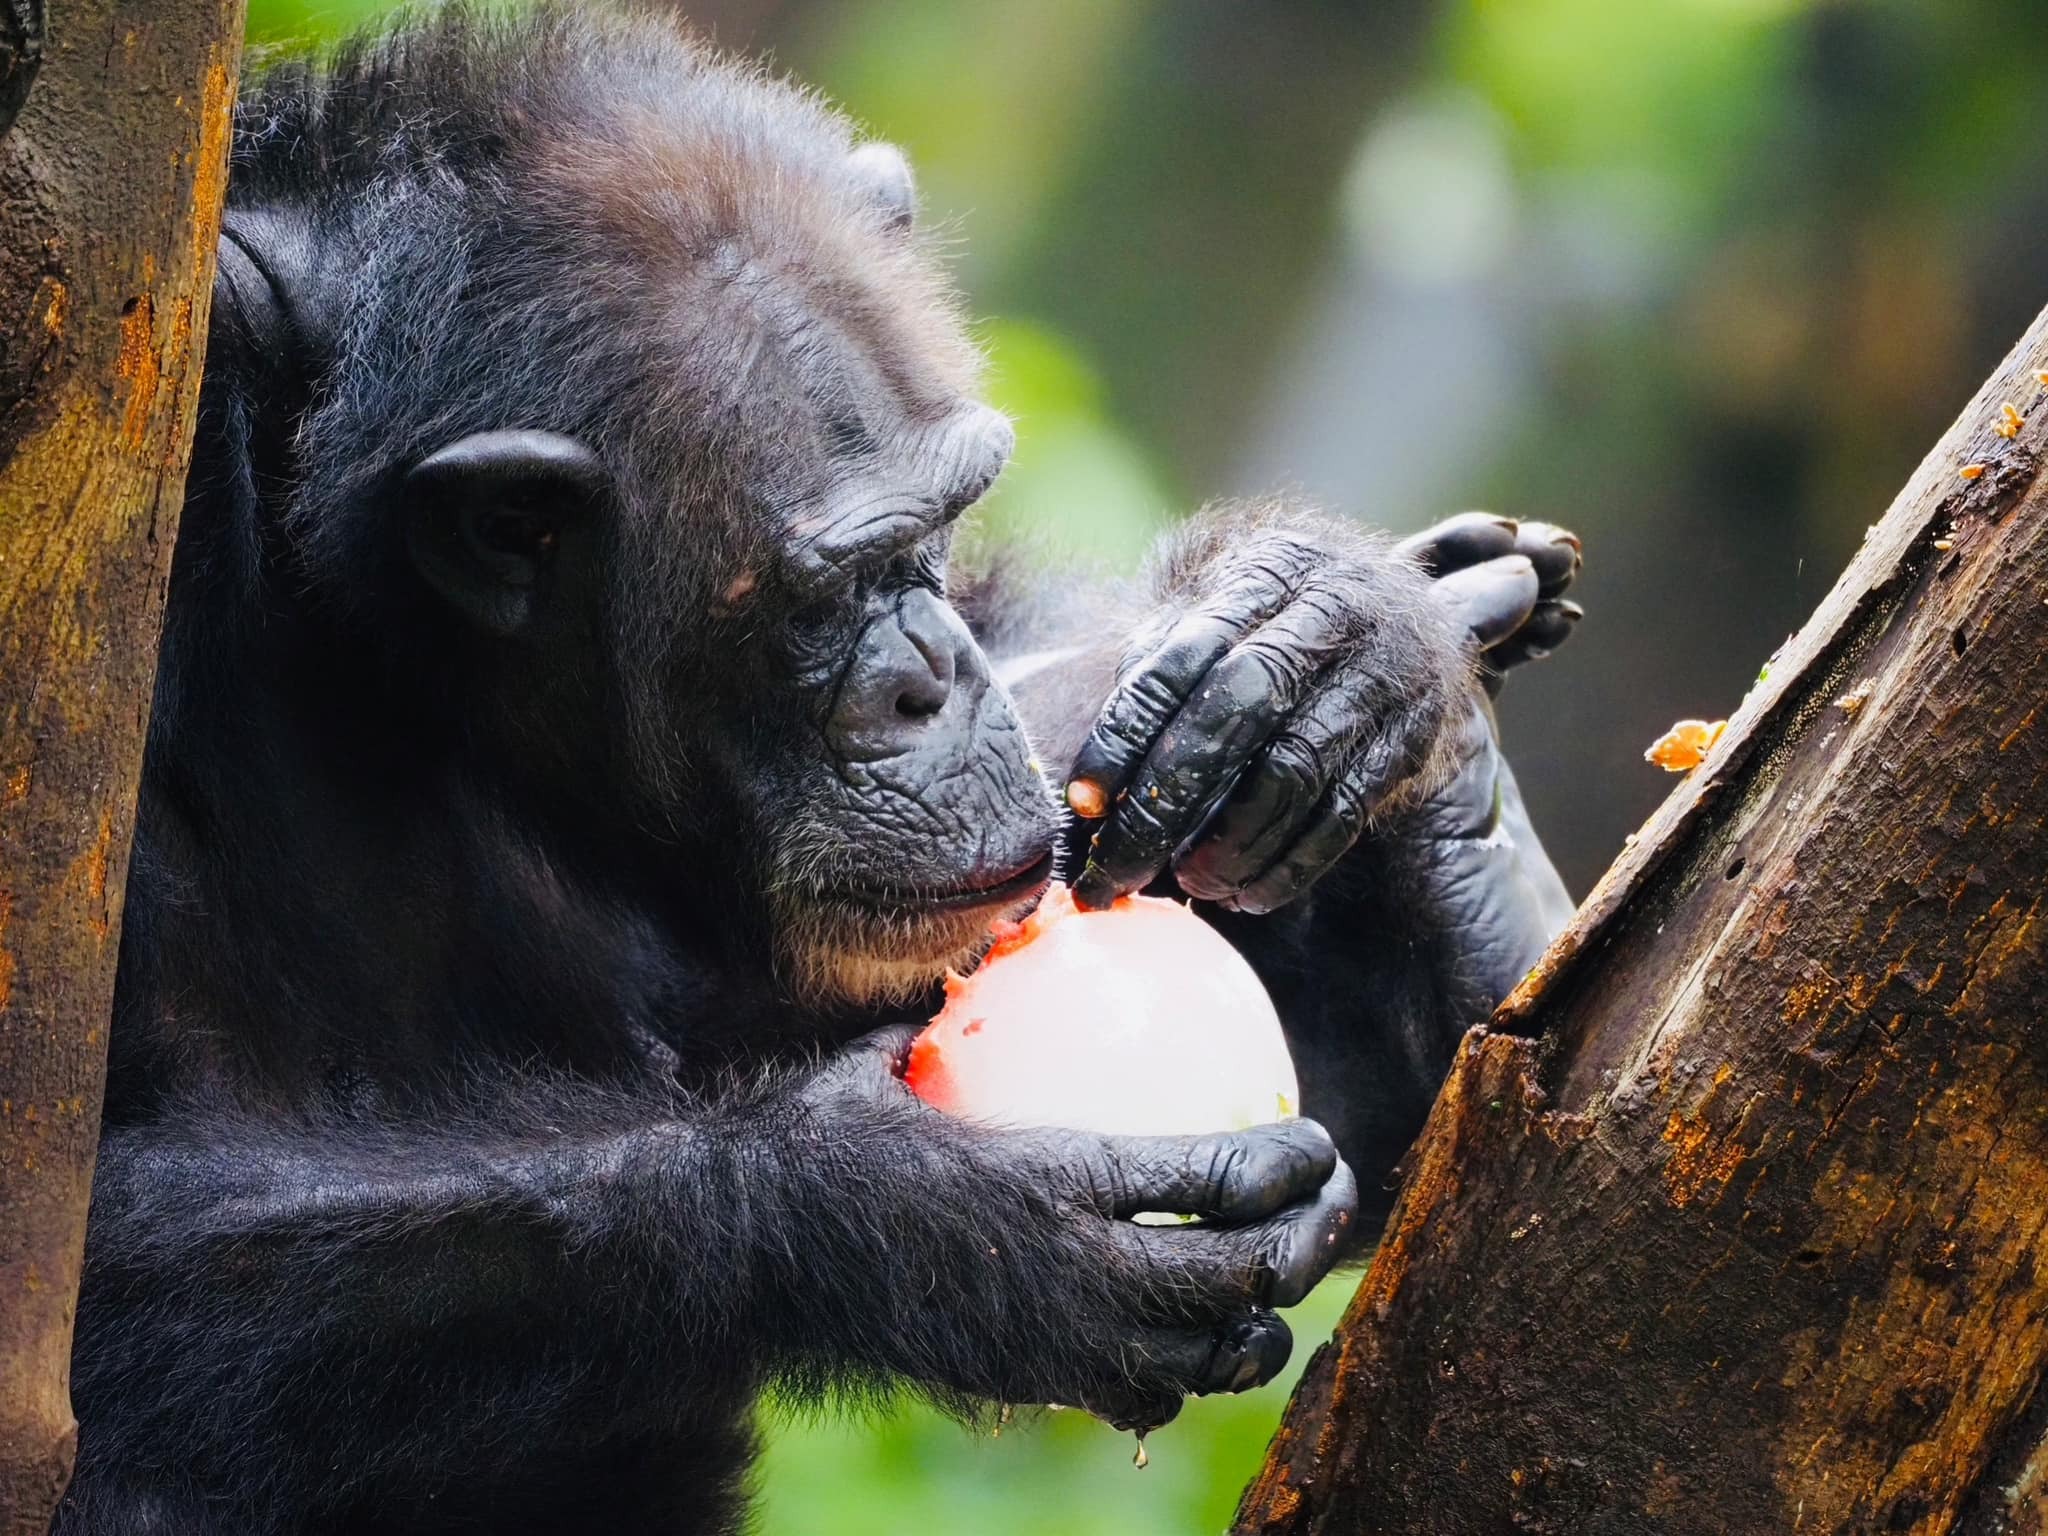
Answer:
top-left (0, 5), bottom-right (242, 1530)
top-left (1236, 304), bottom-right (2048, 1535)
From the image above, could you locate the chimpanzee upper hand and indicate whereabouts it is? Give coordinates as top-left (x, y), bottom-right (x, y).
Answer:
top-left (1065, 510), bottom-right (1582, 915)
top-left (802, 1027), bottom-right (1357, 1433)
top-left (1064, 510), bottom-right (1551, 914)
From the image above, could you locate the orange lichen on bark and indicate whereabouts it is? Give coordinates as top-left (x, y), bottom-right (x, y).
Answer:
top-left (83, 810), bottom-right (114, 943)
top-left (1781, 975), bottom-right (1836, 1027)
top-left (1999, 706), bottom-right (2037, 753)
top-left (1660, 1104), bottom-right (1748, 1209)
top-left (188, 60), bottom-right (236, 275)
top-left (116, 294), bottom-right (160, 450)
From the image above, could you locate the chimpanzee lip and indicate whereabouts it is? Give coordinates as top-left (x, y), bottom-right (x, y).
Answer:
top-left (832, 849), bottom-right (1054, 915)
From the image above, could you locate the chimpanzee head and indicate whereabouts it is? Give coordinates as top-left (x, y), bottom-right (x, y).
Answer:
top-left (214, 5), bottom-right (1057, 1003)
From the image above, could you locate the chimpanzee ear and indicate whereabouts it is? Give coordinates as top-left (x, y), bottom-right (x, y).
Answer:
top-left (847, 142), bottom-right (917, 232)
top-left (402, 430), bottom-right (606, 637)
top-left (214, 208), bottom-right (337, 386)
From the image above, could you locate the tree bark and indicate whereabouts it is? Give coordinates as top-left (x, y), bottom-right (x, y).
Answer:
top-left (0, 4), bottom-right (242, 1530)
top-left (1235, 304), bottom-right (2048, 1536)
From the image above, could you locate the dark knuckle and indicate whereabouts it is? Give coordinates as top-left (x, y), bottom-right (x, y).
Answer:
top-left (1211, 1140), bottom-right (1247, 1204)
top-left (1259, 738), bottom-right (1322, 799)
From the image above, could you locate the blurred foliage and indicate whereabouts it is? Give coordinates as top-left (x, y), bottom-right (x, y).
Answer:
top-left (758, 1279), bottom-right (1355, 1536)
top-left (241, 0), bottom-right (2048, 1529)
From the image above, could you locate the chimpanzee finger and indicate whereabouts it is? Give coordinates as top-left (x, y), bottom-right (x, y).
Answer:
top-left (1072, 595), bottom-right (1355, 909)
top-left (1071, 649), bottom-right (1298, 909)
top-left (1086, 1118), bottom-right (1338, 1222)
top-left (1171, 669), bottom-right (1399, 902)
top-left (1067, 537), bottom-right (1325, 822)
top-left (1201, 1310), bottom-right (1295, 1395)
top-left (1226, 773), bottom-right (1375, 917)
top-left (1064, 608), bottom-right (1268, 824)
top-left (1512, 520), bottom-right (1582, 599)
top-left (1392, 511), bottom-right (1521, 575)
top-left (1116, 1154), bottom-right (1359, 1309)
top-left (1137, 1309), bottom-right (1296, 1399)
top-left (1080, 1373), bottom-right (1187, 1435)
top-left (1433, 555), bottom-right (1540, 650)
top-left (1223, 698), bottom-right (1442, 915)
top-left (1488, 599), bottom-right (1584, 676)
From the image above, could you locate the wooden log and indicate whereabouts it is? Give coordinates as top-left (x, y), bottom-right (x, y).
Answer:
top-left (1235, 303), bottom-right (2048, 1535)
top-left (0, 4), bottom-right (243, 1529)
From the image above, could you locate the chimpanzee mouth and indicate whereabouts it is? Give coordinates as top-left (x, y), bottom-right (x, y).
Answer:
top-left (831, 849), bottom-right (1055, 916)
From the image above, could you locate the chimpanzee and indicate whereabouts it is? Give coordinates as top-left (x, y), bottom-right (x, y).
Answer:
top-left (59, 5), bottom-right (1583, 1533)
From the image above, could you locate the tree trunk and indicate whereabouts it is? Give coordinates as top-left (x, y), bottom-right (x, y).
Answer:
top-left (0, 4), bottom-right (242, 1530)
top-left (1235, 304), bottom-right (2048, 1536)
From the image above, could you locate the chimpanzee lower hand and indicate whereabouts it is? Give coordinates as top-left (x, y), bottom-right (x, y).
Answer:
top-left (802, 1027), bottom-right (1357, 1432)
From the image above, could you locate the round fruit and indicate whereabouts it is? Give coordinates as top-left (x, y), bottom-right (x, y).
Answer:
top-left (905, 882), bottom-right (1299, 1137)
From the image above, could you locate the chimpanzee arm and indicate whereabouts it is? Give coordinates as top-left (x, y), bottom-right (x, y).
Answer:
top-left (965, 504), bottom-right (1582, 1224)
top-left (68, 1040), bottom-right (1350, 1524)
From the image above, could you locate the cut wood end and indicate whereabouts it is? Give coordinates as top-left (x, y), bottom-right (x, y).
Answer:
top-left (1358, 1030), bottom-right (1541, 1311)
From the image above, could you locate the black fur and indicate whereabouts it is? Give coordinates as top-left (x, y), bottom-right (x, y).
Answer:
top-left (63, 8), bottom-right (1572, 1534)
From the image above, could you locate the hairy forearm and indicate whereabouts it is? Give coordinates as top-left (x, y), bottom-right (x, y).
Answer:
top-left (72, 1069), bottom-right (1152, 1500)
top-left (71, 1079), bottom-right (799, 1515)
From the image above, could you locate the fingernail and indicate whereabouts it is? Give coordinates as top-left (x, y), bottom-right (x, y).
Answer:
top-left (1556, 599), bottom-right (1585, 620)
top-left (1066, 778), bottom-right (1110, 819)
top-left (1226, 1349), bottom-right (1263, 1392)
top-left (1551, 529), bottom-right (1582, 554)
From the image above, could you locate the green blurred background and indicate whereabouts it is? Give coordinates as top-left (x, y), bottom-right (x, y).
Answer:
top-left (243, 0), bottom-right (2048, 1529)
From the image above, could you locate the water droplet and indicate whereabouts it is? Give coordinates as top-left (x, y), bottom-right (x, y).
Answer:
top-left (1133, 1437), bottom-right (1150, 1470)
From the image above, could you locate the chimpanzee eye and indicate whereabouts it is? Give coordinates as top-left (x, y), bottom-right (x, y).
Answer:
top-left (786, 585), bottom-right (866, 658)
top-left (787, 595), bottom-right (839, 637)
top-left (476, 508), bottom-right (554, 558)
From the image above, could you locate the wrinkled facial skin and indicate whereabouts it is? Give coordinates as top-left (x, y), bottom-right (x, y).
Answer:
top-left (709, 398), bottom-right (1059, 1007)
top-left (359, 119), bottom-right (1059, 1007)
top-left (752, 530), bottom-right (1061, 1006)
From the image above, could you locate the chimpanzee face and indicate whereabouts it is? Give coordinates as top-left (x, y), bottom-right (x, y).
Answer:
top-left (327, 102), bottom-right (1058, 1003)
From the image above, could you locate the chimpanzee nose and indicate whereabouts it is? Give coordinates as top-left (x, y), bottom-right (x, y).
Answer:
top-left (827, 588), bottom-right (979, 758)
top-left (892, 598), bottom-right (956, 719)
